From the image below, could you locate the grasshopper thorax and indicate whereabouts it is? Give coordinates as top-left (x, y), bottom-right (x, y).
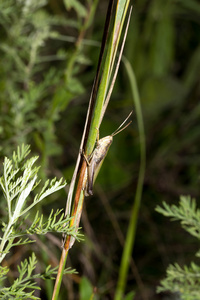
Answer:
top-left (96, 135), bottom-right (113, 148)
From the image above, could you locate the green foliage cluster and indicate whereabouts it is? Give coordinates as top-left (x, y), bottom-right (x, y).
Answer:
top-left (0, 0), bottom-right (92, 161)
top-left (0, 144), bottom-right (80, 299)
top-left (0, 253), bottom-right (75, 300)
top-left (156, 197), bottom-right (200, 299)
top-left (0, 1), bottom-right (98, 298)
top-left (1, 253), bottom-right (77, 300)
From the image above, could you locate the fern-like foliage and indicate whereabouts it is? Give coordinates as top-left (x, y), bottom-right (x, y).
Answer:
top-left (0, 144), bottom-right (68, 260)
top-left (0, 0), bottom-right (90, 159)
top-left (0, 253), bottom-right (76, 300)
top-left (156, 196), bottom-right (200, 299)
top-left (157, 262), bottom-right (200, 299)
top-left (156, 196), bottom-right (200, 240)
top-left (0, 144), bottom-right (80, 299)
top-left (9, 209), bottom-right (82, 240)
top-left (0, 144), bottom-right (81, 263)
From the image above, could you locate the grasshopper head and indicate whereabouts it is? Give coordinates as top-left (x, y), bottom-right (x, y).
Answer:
top-left (97, 135), bottom-right (113, 149)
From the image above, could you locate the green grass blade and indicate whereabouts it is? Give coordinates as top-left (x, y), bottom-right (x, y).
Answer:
top-left (52, 2), bottom-right (131, 299)
top-left (86, 0), bottom-right (131, 155)
top-left (114, 57), bottom-right (146, 299)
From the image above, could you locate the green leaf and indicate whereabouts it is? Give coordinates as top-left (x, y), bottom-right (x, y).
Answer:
top-left (79, 277), bottom-right (95, 300)
top-left (124, 291), bottom-right (136, 300)
top-left (63, 0), bottom-right (87, 18)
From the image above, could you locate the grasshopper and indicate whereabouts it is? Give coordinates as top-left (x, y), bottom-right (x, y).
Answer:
top-left (83, 112), bottom-right (132, 196)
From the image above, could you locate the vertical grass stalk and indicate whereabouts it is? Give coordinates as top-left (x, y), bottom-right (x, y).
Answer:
top-left (52, 1), bottom-right (131, 299)
top-left (114, 57), bottom-right (146, 299)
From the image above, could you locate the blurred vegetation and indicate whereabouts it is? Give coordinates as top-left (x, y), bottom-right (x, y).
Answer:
top-left (0, 0), bottom-right (200, 299)
top-left (156, 196), bottom-right (200, 299)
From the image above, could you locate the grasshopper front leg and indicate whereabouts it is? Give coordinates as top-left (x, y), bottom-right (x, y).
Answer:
top-left (81, 128), bottom-right (99, 196)
top-left (80, 149), bottom-right (93, 196)
top-left (81, 149), bottom-right (96, 196)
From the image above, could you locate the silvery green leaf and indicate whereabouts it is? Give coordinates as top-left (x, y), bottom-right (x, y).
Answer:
top-left (12, 176), bottom-right (37, 222)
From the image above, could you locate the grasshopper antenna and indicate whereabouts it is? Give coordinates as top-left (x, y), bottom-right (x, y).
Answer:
top-left (111, 111), bottom-right (133, 137)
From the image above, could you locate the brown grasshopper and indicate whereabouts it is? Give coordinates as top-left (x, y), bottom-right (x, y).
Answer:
top-left (83, 111), bottom-right (132, 196)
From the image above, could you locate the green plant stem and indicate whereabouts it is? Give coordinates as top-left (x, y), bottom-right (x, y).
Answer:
top-left (114, 57), bottom-right (146, 299)
top-left (52, 2), bottom-right (131, 299)
top-left (51, 249), bottom-right (69, 300)
top-left (86, 0), bottom-right (131, 154)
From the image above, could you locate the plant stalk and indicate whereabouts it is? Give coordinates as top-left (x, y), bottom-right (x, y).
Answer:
top-left (114, 57), bottom-right (146, 299)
